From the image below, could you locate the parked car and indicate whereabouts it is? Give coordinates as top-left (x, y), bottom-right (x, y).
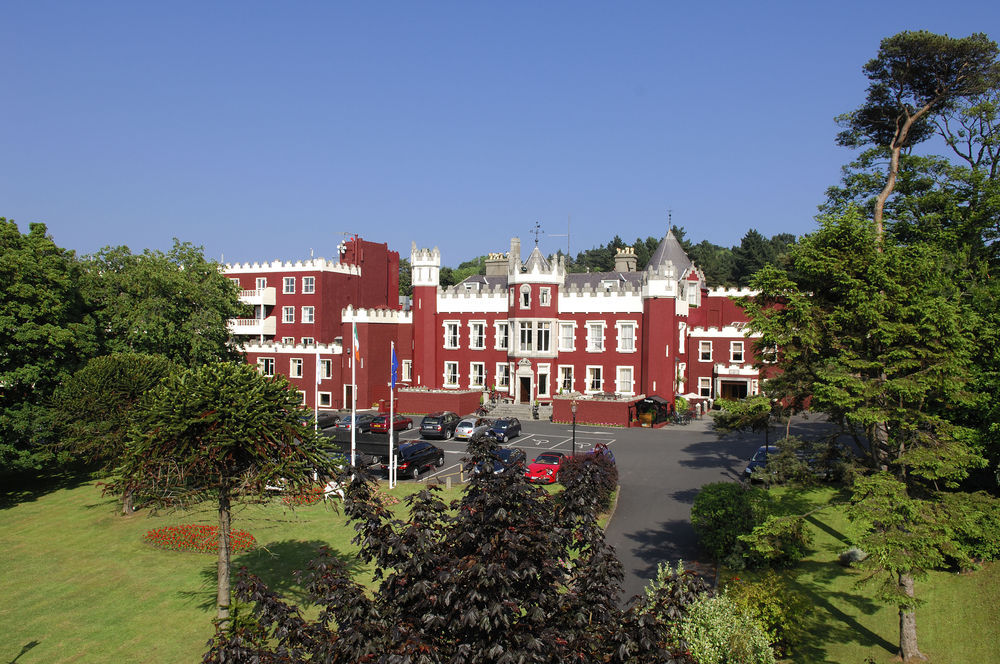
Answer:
top-left (420, 411), bottom-right (460, 439)
top-left (587, 442), bottom-right (616, 464)
top-left (336, 413), bottom-right (376, 433)
top-left (370, 413), bottom-right (413, 433)
top-left (473, 447), bottom-right (527, 475)
top-left (455, 416), bottom-right (491, 440)
top-left (743, 445), bottom-right (780, 481)
top-left (489, 417), bottom-right (522, 442)
top-left (315, 411), bottom-right (341, 429)
top-left (381, 441), bottom-right (445, 479)
top-left (524, 451), bottom-right (566, 484)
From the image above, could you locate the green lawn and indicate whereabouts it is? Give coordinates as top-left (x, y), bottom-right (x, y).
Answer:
top-left (0, 475), bottom-right (459, 664)
top-left (731, 487), bottom-right (1000, 664)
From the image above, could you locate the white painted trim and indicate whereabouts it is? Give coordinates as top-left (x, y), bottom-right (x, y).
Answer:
top-left (225, 257), bottom-right (359, 275)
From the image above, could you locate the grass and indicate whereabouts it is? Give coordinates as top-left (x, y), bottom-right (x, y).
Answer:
top-left (726, 487), bottom-right (1000, 664)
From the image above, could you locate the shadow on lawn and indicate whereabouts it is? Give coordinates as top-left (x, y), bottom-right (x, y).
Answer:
top-left (0, 466), bottom-right (98, 510)
top-left (183, 540), bottom-right (364, 611)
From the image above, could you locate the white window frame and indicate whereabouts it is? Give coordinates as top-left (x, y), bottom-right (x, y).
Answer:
top-left (699, 377), bottom-right (712, 398)
top-left (301, 336), bottom-right (315, 345)
top-left (282, 306), bottom-right (295, 323)
top-left (537, 363), bottom-right (551, 397)
top-left (255, 277), bottom-right (267, 290)
top-left (495, 321), bottom-right (510, 351)
top-left (229, 277), bottom-right (241, 287)
top-left (495, 362), bottom-right (510, 388)
top-left (443, 321), bottom-right (460, 349)
top-left (290, 358), bottom-right (303, 378)
top-left (586, 365), bottom-right (603, 394)
top-left (258, 357), bottom-right (275, 377)
top-left (616, 366), bottom-right (635, 395)
top-left (586, 321), bottom-right (606, 352)
top-left (616, 321), bottom-right (637, 353)
top-left (558, 365), bottom-right (574, 393)
top-left (402, 360), bottom-right (413, 382)
top-left (318, 392), bottom-right (332, 407)
top-left (520, 285), bottom-right (531, 308)
top-left (730, 341), bottom-right (744, 363)
top-left (297, 390), bottom-right (307, 405)
top-left (539, 287), bottom-right (551, 306)
top-left (444, 361), bottom-right (459, 387)
top-left (537, 322), bottom-right (551, 353)
top-left (302, 306), bottom-right (315, 324)
top-left (677, 362), bottom-right (686, 392)
top-left (699, 340), bottom-right (713, 362)
top-left (469, 321), bottom-right (486, 350)
top-left (558, 322), bottom-right (576, 351)
top-left (302, 276), bottom-right (315, 293)
top-left (281, 336), bottom-right (295, 344)
top-left (320, 359), bottom-right (332, 380)
top-left (283, 276), bottom-right (295, 294)
top-left (687, 284), bottom-right (698, 305)
top-left (519, 321), bottom-right (533, 352)
top-left (469, 362), bottom-right (486, 388)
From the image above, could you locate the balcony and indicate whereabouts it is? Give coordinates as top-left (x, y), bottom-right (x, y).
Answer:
top-left (239, 287), bottom-right (276, 307)
top-left (229, 316), bottom-right (276, 336)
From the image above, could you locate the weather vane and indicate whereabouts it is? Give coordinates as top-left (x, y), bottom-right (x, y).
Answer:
top-left (531, 221), bottom-right (542, 247)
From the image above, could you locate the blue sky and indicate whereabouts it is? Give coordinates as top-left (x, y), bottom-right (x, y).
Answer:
top-left (3, 1), bottom-right (996, 266)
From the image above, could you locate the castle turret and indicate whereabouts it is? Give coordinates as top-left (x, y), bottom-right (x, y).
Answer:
top-left (410, 243), bottom-right (441, 387)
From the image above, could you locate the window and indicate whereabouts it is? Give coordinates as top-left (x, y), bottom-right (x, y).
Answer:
top-left (444, 322), bottom-right (459, 349)
top-left (559, 323), bottom-right (575, 351)
top-left (496, 363), bottom-right (510, 388)
top-left (302, 306), bottom-right (315, 324)
top-left (537, 368), bottom-right (549, 396)
top-left (617, 322), bottom-right (636, 352)
top-left (687, 284), bottom-right (698, 305)
top-left (730, 341), bottom-right (744, 363)
top-left (255, 277), bottom-right (267, 290)
top-left (258, 357), bottom-right (275, 376)
top-left (559, 366), bottom-right (574, 392)
top-left (587, 323), bottom-right (605, 352)
top-left (230, 277), bottom-right (241, 287)
top-left (297, 390), bottom-right (307, 405)
top-left (319, 359), bottom-right (332, 380)
top-left (470, 362), bottom-right (485, 388)
top-left (318, 392), bottom-right (332, 407)
top-left (520, 285), bottom-right (531, 308)
top-left (281, 336), bottom-right (295, 344)
top-left (301, 337), bottom-right (315, 345)
top-left (469, 321), bottom-right (485, 349)
top-left (699, 340), bottom-right (713, 362)
top-left (587, 366), bottom-right (603, 393)
top-left (617, 366), bottom-right (634, 395)
top-left (540, 287), bottom-right (551, 306)
top-left (302, 276), bottom-right (315, 293)
top-left (519, 321), bottom-right (533, 352)
top-left (290, 358), bottom-right (303, 378)
top-left (537, 322), bottom-right (551, 352)
top-left (495, 322), bottom-right (509, 350)
top-left (444, 362), bottom-right (459, 387)
top-left (402, 360), bottom-right (412, 382)
top-left (283, 306), bottom-right (295, 323)
top-left (283, 277), bottom-right (295, 294)
top-left (699, 377), bottom-right (712, 398)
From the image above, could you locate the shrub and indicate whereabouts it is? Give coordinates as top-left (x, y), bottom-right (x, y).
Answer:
top-left (143, 525), bottom-right (257, 554)
top-left (723, 571), bottom-right (816, 657)
top-left (680, 594), bottom-right (776, 664)
top-left (739, 515), bottom-right (813, 568)
top-left (691, 483), bottom-right (771, 561)
top-left (558, 450), bottom-right (618, 511)
top-left (640, 560), bottom-right (714, 624)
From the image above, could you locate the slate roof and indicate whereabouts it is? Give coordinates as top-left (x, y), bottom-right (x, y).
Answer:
top-left (647, 229), bottom-right (692, 276)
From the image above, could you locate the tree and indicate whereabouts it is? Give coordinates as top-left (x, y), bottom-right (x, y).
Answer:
top-left (83, 241), bottom-right (247, 367)
top-left (711, 395), bottom-right (776, 443)
top-left (837, 31), bottom-right (1000, 240)
top-left (112, 362), bottom-right (332, 628)
top-left (398, 257), bottom-right (413, 296)
top-left (52, 353), bottom-right (175, 513)
top-left (731, 229), bottom-right (777, 287)
top-left (0, 219), bottom-right (99, 473)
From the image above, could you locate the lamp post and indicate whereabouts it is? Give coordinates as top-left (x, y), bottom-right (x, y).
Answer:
top-left (571, 400), bottom-right (578, 458)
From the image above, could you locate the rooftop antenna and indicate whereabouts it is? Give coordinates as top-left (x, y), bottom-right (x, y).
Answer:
top-left (530, 221), bottom-right (543, 247)
top-left (548, 215), bottom-right (570, 256)
top-left (336, 232), bottom-right (358, 257)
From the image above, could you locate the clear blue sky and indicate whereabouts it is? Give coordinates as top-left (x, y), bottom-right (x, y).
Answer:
top-left (3, 1), bottom-right (996, 266)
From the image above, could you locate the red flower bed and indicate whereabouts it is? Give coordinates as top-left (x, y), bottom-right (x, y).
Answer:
top-left (282, 485), bottom-right (325, 507)
top-left (143, 525), bottom-right (257, 554)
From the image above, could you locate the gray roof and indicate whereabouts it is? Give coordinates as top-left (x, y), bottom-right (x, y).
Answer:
top-left (564, 271), bottom-right (643, 289)
top-left (648, 229), bottom-right (692, 276)
top-left (523, 246), bottom-right (551, 272)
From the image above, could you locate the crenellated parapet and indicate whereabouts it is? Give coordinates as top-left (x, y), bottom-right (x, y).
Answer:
top-left (688, 323), bottom-right (761, 338)
top-left (438, 285), bottom-right (508, 313)
top-left (706, 286), bottom-right (758, 298)
top-left (240, 340), bottom-right (343, 354)
top-left (224, 257), bottom-right (359, 275)
top-left (644, 260), bottom-right (678, 281)
top-left (342, 306), bottom-right (413, 325)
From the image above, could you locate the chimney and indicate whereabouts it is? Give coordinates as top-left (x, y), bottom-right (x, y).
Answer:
top-left (509, 237), bottom-right (522, 272)
top-left (485, 252), bottom-right (509, 276)
top-left (615, 246), bottom-right (637, 272)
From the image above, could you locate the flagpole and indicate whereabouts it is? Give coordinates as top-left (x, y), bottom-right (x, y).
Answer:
top-left (389, 341), bottom-right (396, 488)
top-left (351, 323), bottom-right (357, 471)
top-left (314, 345), bottom-right (320, 433)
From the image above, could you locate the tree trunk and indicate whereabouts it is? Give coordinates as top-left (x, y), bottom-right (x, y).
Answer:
top-left (873, 102), bottom-right (937, 245)
top-left (898, 572), bottom-right (926, 662)
top-left (216, 487), bottom-right (232, 630)
top-left (121, 488), bottom-right (136, 516)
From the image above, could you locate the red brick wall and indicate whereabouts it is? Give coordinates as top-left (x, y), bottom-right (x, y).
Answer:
top-left (551, 397), bottom-right (640, 427)
top-left (396, 389), bottom-right (482, 417)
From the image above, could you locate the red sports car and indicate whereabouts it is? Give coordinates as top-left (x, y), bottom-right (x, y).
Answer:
top-left (370, 413), bottom-right (413, 433)
top-left (524, 451), bottom-right (567, 484)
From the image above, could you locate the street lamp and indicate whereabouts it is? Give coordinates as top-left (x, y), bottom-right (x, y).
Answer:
top-left (571, 399), bottom-right (578, 458)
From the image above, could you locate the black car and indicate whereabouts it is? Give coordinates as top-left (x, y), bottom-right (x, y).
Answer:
top-left (315, 411), bottom-right (341, 429)
top-left (336, 413), bottom-right (376, 433)
top-left (743, 445), bottom-right (779, 481)
top-left (420, 411), bottom-right (460, 439)
top-left (473, 446), bottom-right (527, 475)
top-left (381, 441), bottom-right (445, 479)
top-left (489, 417), bottom-right (521, 443)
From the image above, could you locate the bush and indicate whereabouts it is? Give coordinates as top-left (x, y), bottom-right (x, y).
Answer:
top-left (739, 515), bottom-right (813, 568)
top-left (680, 594), bottom-right (776, 664)
top-left (723, 571), bottom-right (816, 657)
top-left (935, 491), bottom-right (1000, 569)
top-left (691, 483), bottom-right (771, 561)
top-left (558, 450), bottom-right (618, 511)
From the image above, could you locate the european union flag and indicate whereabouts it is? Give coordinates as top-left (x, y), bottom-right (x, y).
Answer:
top-left (391, 343), bottom-right (398, 389)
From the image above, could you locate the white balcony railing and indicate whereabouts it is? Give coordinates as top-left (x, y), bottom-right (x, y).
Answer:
top-left (239, 287), bottom-right (276, 306)
top-left (228, 316), bottom-right (276, 336)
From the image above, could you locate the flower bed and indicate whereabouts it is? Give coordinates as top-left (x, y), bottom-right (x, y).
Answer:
top-left (143, 525), bottom-right (257, 554)
top-left (282, 485), bottom-right (326, 507)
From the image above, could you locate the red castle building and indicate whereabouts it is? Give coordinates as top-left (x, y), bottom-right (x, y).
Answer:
top-left (224, 230), bottom-right (763, 425)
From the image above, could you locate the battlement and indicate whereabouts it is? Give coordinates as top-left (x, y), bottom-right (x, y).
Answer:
top-left (644, 261), bottom-right (678, 280)
top-left (410, 243), bottom-right (441, 265)
top-left (706, 286), bottom-right (758, 298)
top-left (224, 257), bottom-right (359, 275)
top-left (240, 340), bottom-right (343, 354)
top-left (440, 283), bottom-right (508, 297)
top-left (342, 306), bottom-right (413, 325)
top-left (562, 280), bottom-right (643, 296)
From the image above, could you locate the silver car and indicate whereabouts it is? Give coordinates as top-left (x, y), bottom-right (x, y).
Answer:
top-left (455, 417), bottom-right (491, 441)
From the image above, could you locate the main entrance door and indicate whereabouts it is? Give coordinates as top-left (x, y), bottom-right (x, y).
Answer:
top-left (519, 376), bottom-right (531, 403)
top-left (719, 380), bottom-right (748, 400)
